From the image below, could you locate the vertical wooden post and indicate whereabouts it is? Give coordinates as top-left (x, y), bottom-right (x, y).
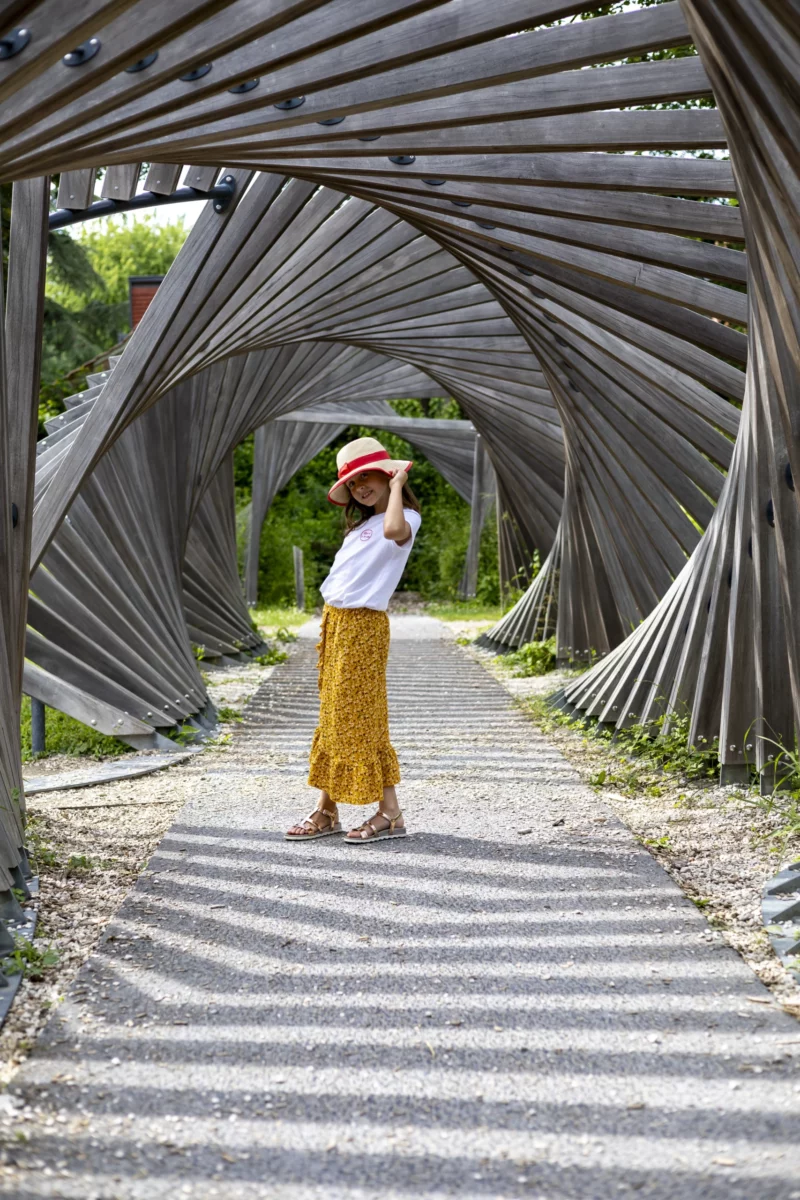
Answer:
top-left (460, 435), bottom-right (494, 599)
top-left (0, 177), bottom-right (50, 887)
top-left (293, 546), bottom-right (305, 611)
top-left (6, 178), bottom-right (50, 698)
top-left (30, 700), bottom-right (45, 756)
top-left (245, 425), bottom-right (269, 607)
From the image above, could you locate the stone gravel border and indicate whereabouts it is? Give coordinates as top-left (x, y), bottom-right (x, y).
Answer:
top-left (763, 860), bottom-right (800, 981)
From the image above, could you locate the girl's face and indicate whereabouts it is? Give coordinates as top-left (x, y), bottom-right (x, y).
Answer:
top-left (346, 470), bottom-right (390, 507)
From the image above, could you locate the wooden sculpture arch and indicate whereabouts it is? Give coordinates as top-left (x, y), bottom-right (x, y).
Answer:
top-left (0, 1), bottom-right (795, 943)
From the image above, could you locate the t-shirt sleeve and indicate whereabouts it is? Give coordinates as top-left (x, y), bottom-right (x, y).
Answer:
top-left (391, 507), bottom-right (421, 551)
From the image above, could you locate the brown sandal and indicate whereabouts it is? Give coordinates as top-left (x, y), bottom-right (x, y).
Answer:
top-left (285, 805), bottom-right (342, 841)
top-left (346, 809), bottom-right (407, 844)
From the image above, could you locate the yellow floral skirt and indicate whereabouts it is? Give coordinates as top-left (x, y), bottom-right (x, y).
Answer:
top-left (308, 604), bottom-right (400, 806)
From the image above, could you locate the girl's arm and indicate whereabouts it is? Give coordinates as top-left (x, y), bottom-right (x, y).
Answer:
top-left (383, 470), bottom-right (412, 544)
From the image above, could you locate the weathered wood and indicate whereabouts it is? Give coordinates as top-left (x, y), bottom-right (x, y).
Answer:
top-left (460, 435), bottom-right (494, 600)
top-left (143, 163), bottom-right (182, 195)
top-left (292, 546), bottom-right (305, 612)
top-left (56, 168), bottom-right (95, 209)
top-left (2, 0), bottom-right (797, 806)
top-left (100, 163), bottom-right (140, 201)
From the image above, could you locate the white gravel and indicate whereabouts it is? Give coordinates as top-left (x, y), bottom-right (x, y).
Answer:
top-left (476, 647), bottom-right (800, 1015)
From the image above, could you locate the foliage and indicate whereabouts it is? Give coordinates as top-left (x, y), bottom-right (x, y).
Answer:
top-left (253, 646), bottom-right (289, 666)
top-left (48, 214), bottom-right (187, 309)
top-left (249, 606), bottom-right (309, 634)
top-left (741, 742), bottom-right (800, 854)
top-left (66, 853), bottom-right (96, 871)
top-left (25, 818), bottom-right (59, 870)
top-left (217, 706), bottom-right (243, 722)
top-left (522, 699), bottom-right (719, 796)
top-left (39, 210), bottom-right (188, 424)
top-left (3, 935), bottom-right (59, 981)
top-left (502, 638), bottom-right (557, 677)
top-left (234, 434), bottom-right (255, 505)
top-left (38, 363), bottom-right (93, 430)
top-left (605, 713), bottom-right (720, 784)
top-left (20, 695), bottom-right (128, 761)
top-left (427, 600), bottom-right (502, 623)
top-left (167, 724), bottom-right (202, 747)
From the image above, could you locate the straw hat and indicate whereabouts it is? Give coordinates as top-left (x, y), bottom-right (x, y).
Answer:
top-left (327, 436), bottom-right (413, 506)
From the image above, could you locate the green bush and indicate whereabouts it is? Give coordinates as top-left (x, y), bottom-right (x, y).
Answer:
top-left (503, 638), bottom-right (557, 677)
top-left (4, 935), bottom-right (59, 980)
top-left (253, 646), bottom-right (289, 666)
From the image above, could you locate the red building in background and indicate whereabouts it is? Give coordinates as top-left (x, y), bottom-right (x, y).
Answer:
top-left (128, 275), bottom-right (164, 329)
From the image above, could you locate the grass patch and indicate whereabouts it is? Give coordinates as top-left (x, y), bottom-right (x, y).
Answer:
top-left (501, 638), bottom-right (557, 677)
top-left (254, 646), bottom-right (289, 666)
top-left (25, 816), bottom-right (59, 870)
top-left (427, 600), bottom-right (502, 623)
top-left (217, 706), bottom-right (243, 723)
top-left (520, 698), bottom-right (719, 796)
top-left (3, 935), bottom-right (59, 981)
top-left (20, 695), bottom-right (128, 762)
top-left (521, 694), bottom-right (798, 850)
top-left (249, 606), bottom-right (308, 635)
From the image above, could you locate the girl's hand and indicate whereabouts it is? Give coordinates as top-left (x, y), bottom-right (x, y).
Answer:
top-left (390, 468), bottom-right (408, 488)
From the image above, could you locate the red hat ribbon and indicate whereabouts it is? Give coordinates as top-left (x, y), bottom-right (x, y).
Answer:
top-left (337, 449), bottom-right (391, 479)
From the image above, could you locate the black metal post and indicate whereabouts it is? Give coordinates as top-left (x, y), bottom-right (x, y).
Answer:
top-left (30, 698), bottom-right (45, 755)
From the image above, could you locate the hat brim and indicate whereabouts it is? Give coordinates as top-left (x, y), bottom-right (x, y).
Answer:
top-left (327, 460), bottom-right (414, 506)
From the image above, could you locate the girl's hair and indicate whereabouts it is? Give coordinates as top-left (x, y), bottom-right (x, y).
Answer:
top-left (345, 481), bottom-right (421, 533)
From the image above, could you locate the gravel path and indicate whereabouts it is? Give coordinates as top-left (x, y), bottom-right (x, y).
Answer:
top-left (1, 618), bottom-right (799, 1199)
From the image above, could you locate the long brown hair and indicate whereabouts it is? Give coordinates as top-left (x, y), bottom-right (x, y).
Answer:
top-left (345, 482), bottom-right (421, 533)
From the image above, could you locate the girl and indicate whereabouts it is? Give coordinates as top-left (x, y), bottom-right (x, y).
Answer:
top-left (285, 436), bottom-right (421, 844)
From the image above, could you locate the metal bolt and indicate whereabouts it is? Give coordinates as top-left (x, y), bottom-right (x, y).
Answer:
top-left (91, 720), bottom-right (96, 726)
top-left (146, 711), bottom-right (152, 717)
top-left (729, 744), bottom-right (736, 751)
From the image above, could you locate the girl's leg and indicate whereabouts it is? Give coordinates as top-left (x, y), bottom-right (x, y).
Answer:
top-left (345, 786), bottom-right (406, 840)
top-left (286, 791), bottom-right (339, 838)
top-left (381, 786), bottom-right (402, 821)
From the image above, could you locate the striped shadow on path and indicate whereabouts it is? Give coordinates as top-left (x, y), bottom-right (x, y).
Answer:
top-left (3, 618), bottom-right (799, 1199)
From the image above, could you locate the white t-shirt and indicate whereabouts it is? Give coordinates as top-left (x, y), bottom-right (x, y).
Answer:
top-left (320, 508), bottom-right (422, 612)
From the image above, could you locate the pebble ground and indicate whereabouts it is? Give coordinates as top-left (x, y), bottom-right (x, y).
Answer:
top-left (2, 618), bottom-right (799, 1199)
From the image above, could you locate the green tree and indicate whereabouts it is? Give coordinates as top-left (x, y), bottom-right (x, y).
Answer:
top-left (39, 212), bottom-right (188, 423)
top-left (48, 214), bottom-right (188, 309)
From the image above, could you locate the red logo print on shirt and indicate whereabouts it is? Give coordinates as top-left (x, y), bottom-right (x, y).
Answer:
top-left (360, 528), bottom-right (373, 542)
